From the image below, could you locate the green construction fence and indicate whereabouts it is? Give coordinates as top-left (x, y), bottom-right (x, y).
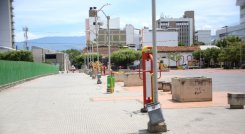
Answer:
top-left (0, 60), bottom-right (59, 86)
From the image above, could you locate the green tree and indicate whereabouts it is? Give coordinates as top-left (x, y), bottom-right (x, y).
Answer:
top-left (111, 48), bottom-right (141, 68)
top-left (193, 41), bottom-right (205, 46)
top-left (63, 49), bottom-right (81, 68)
top-left (74, 54), bottom-right (84, 69)
top-left (215, 36), bottom-right (244, 68)
top-left (218, 42), bottom-right (245, 68)
top-left (192, 50), bottom-right (204, 60)
top-left (215, 36), bottom-right (241, 48)
top-left (193, 48), bottom-right (221, 67)
top-left (203, 48), bottom-right (221, 67)
top-left (84, 53), bottom-right (102, 62)
top-left (178, 42), bottom-right (185, 46)
top-left (0, 50), bottom-right (33, 62)
top-left (167, 53), bottom-right (182, 66)
top-left (0, 52), bottom-right (4, 60)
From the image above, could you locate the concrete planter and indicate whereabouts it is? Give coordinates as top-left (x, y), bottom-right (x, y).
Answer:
top-left (172, 77), bottom-right (212, 102)
top-left (124, 72), bottom-right (143, 87)
top-left (228, 93), bottom-right (245, 109)
top-left (158, 81), bottom-right (164, 90)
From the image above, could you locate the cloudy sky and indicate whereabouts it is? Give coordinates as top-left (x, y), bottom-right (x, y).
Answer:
top-left (13, 0), bottom-right (240, 41)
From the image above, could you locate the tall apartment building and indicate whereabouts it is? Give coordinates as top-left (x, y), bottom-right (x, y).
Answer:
top-left (216, 0), bottom-right (245, 40)
top-left (157, 11), bottom-right (194, 46)
top-left (0, 0), bottom-right (15, 51)
top-left (237, 0), bottom-right (245, 24)
top-left (183, 11), bottom-right (195, 44)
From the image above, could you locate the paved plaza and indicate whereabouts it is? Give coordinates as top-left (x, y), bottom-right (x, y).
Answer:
top-left (0, 69), bottom-right (244, 134)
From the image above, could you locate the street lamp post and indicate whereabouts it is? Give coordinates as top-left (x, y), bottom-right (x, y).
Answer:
top-left (87, 46), bottom-right (89, 69)
top-left (147, 0), bottom-right (167, 133)
top-left (152, 0), bottom-right (158, 107)
top-left (95, 21), bottom-right (103, 84)
top-left (98, 4), bottom-right (111, 74)
top-left (93, 3), bottom-right (110, 84)
top-left (107, 15), bottom-right (111, 74)
top-left (240, 42), bottom-right (243, 68)
top-left (222, 26), bottom-right (228, 38)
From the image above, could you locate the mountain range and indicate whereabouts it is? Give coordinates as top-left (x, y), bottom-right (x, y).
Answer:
top-left (16, 36), bottom-right (86, 51)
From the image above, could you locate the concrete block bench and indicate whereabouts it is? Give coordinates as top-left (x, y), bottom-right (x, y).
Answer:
top-left (112, 72), bottom-right (125, 82)
top-left (158, 81), bottom-right (171, 92)
top-left (124, 72), bottom-right (143, 87)
top-left (158, 81), bottom-right (164, 90)
top-left (228, 93), bottom-right (245, 109)
top-left (172, 77), bottom-right (212, 102)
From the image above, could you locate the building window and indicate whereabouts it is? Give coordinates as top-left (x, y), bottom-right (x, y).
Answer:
top-left (241, 14), bottom-right (245, 18)
top-left (241, 5), bottom-right (245, 10)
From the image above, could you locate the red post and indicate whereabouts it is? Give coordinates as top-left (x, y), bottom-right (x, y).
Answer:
top-left (141, 46), bottom-right (154, 112)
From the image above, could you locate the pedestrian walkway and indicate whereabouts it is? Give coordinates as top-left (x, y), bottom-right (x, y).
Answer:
top-left (0, 72), bottom-right (244, 134)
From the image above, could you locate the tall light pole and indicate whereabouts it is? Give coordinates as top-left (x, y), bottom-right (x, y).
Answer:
top-left (152, 0), bottom-right (158, 104)
top-left (93, 3), bottom-right (110, 84)
top-left (222, 26), bottom-right (228, 38)
top-left (95, 22), bottom-right (103, 84)
top-left (87, 46), bottom-right (89, 68)
top-left (97, 3), bottom-right (111, 74)
top-left (147, 0), bottom-right (166, 133)
top-left (240, 42), bottom-right (243, 68)
top-left (95, 5), bottom-right (111, 74)
top-left (107, 15), bottom-right (111, 74)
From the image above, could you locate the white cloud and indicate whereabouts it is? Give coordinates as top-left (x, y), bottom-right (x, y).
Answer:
top-left (13, 0), bottom-right (241, 41)
top-left (15, 31), bottom-right (42, 42)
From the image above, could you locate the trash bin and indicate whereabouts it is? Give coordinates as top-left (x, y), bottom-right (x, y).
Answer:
top-left (107, 75), bottom-right (115, 93)
top-left (147, 103), bottom-right (165, 125)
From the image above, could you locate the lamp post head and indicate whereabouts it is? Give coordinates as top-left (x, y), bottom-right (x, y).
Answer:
top-left (222, 26), bottom-right (228, 28)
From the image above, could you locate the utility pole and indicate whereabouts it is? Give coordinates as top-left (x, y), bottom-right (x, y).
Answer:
top-left (147, 0), bottom-right (167, 133)
top-left (240, 42), bottom-right (242, 67)
top-left (23, 27), bottom-right (28, 50)
top-left (107, 16), bottom-right (111, 74)
top-left (152, 0), bottom-right (158, 105)
top-left (87, 45), bottom-right (89, 68)
top-left (94, 8), bottom-right (103, 84)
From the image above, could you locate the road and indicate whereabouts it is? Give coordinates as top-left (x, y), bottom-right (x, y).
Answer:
top-left (0, 69), bottom-right (244, 134)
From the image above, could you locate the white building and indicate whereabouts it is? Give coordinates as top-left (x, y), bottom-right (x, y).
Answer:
top-left (85, 7), bottom-right (121, 45)
top-left (0, 0), bottom-right (15, 51)
top-left (32, 46), bottom-right (70, 71)
top-left (199, 45), bottom-right (220, 50)
top-left (157, 11), bottom-right (194, 46)
top-left (85, 8), bottom-right (140, 50)
top-left (125, 24), bottom-right (140, 50)
top-left (216, 0), bottom-right (245, 41)
top-left (157, 46), bottom-right (200, 67)
top-left (237, 0), bottom-right (245, 24)
top-left (195, 30), bottom-right (211, 45)
top-left (141, 28), bottom-right (178, 47)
